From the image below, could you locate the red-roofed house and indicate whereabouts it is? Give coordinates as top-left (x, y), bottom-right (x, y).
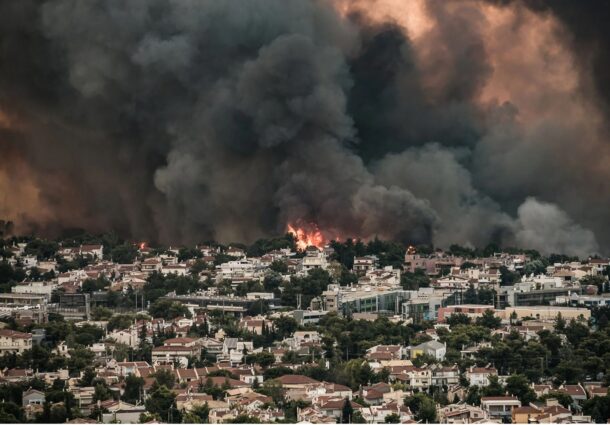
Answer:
top-left (0, 329), bottom-right (32, 354)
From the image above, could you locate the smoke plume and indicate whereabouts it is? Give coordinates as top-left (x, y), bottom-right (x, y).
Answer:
top-left (1, 0), bottom-right (609, 257)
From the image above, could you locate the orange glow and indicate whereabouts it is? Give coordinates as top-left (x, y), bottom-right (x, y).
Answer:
top-left (287, 222), bottom-right (325, 250)
top-left (139, 242), bottom-right (146, 250)
top-left (333, 0), bottom-right (432, 41)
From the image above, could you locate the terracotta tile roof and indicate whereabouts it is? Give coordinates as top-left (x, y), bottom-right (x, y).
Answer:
top-left (0, 329), bottom-right (31, 339)
top-left (276, 374), bottom-right (320, 385)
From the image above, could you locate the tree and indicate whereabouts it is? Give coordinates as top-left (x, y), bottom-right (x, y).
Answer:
top-left (384, 413), bottom-right (400, 423)
top-left (281, 269), bottom-right (332, 308)
top-left (564, 319), bottom-right (589, 346)
top-left (245, 351), bottom-right (276, 368)
top-left (505, 374), bottom-right (536, 404)
top-left (554, 360), bottom-right (585, 384)
top-left (257, 379), bottom-right (284, 406)
top-left (91, 306), bottom-right (113, 320)
top-left (466, 386), bottom-right (481, 406)
top-left (273, 316), bottom-right (298, 340)
top-left (405, 393), bottom-right (437, 423)
top-left (499, 266), bottom-right (520, 286)
top-left (0, 402), bottom-right (22, 422)
top-left (463, 284), bottom-right (479, 304)
top-left (247, 299), bottom-right (269, 316)
top-left (123, 374), bottom-right (144, 404)
top-left (555, 312), bottom-right (566, 332)
top-left (68, 347), bottom-right (95, 374)
top-left (49, 403), bottom-right (68, 423)
top-left (400, 269), bottom-right (430, 290)
top-left (476, 310), bottom-right (502, 329)
top-left (81, 277), bottom-right (109, 293)
top-left (446, 313), bottom-right (471, 327)
top-left (153, 369), bottom-right (175, 389)
top-left (263, 273), bottom-right (283, 295)
top-left (182, 402), bottom-right (209, 423)
top-left (352, 411), bottom-right (367, 423)
top-left (269, 260), bottom-right (288, 274)
top-left (107, 314), bottom-right (136, 332)
top-left (145, 385), bottom-right (179, 423)
top-left (583, 395), bottom-right (610, 423)
top-left (339, 267), bottom-right (358, 286)
top-left (79, 367), bottom-right (97, 386)
top-left (341, 397), bottom-right (354, 423)
top-left (148, 299), bottom-right (192, 320)
top-left (481, 376), bottom-right (505, 397)
top-left (178, 247), bottom-right (202, 262)
top-left (25, 239), bottom-right (59, 260)
top-left (93, 381), bottom-right (113, 402)
top-left (110, 244), bottom-right (138, 264)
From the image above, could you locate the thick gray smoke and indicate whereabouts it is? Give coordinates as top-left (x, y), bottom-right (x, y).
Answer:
top-left (0, 0), bottom-right (607, 257)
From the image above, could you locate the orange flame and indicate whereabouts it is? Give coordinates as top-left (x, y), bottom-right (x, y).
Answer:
top-left (287, 223), bottom-right (325, 250)
top-left (139, 242), bottom-right (147, 250)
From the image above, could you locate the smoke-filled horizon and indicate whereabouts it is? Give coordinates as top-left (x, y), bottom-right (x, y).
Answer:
top-left (1, 0), bottom-right (609, 257)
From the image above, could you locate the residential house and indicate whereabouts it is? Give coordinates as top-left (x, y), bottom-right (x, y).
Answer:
top-left (353, 256), bottom-right (377, 275)
top-left (0, 329), bottom-right (32, 354)
top-left (439, 403), bottom-right (488, 423)
top-left (430, 364), bottom-right (460, 387)
top-left (161, 264), bottom-right (189, 276)
top-left (141, 258), bottom-right (163, 274)
top-left (80, 244), bottom-right (104, 259)
top-left (480, 396), bottom-right (521, 419)
top-left (219, 338), bottom-right (253, 365)
top-left (101, 400), bottom-right (146, 423)
top-left (21, 388), bottom-right (45, 407)
top-left (410, 340), bottom-right (447, 361)
top-left (393, 366), bottom-right (432, 390)
top-left (361, 382), bottom-right (392, 406)
top-left (239, 317), bottom-right (266, 335)
top-left (366, 345), bottom-right (405, 361)
top-left (277, 375), bottom-right (321, 400)
top-left (152, 345), bottom-right (200, 368)
top-left (317, 397), bottom-right (363, 420)
top-left (22, 388), bottom-right (45, 419)
top-left (466, 366), bottom-right (497, 387)
top-left (557, 384), bottom-right (587, 405)
top-left (358, 401), bottom-right (412, 423)
top-left (512, 399), bottom-right (573, 424)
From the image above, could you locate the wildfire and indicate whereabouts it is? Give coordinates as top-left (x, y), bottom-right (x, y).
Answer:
top-left (287, 223), bottom-right (325, 250)
top-left (139, 242), bottom-right (147, 250)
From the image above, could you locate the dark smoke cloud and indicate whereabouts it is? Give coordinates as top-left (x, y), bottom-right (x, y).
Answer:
top-left (0, 0), bottom-right (607, 257)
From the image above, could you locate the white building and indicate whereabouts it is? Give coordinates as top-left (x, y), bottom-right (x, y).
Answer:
top-left (301, 247), bottom-right (328, 272)
top-left (22, 256), bottom-right (38, 269)
top-left (466, 366), bottom-right (498, 387)
top-left (216, 259), bottom-right (261, 283)
top-left (108, 327), bottom-right (139, 348)
top-left (411, 340), bottom-right (447, 361)
top-left (161, 264), bottom-right (189, 276)
top-left (480, 396), bottom-right (521, 419)
top-left (0, 329), bottom-right (32, 354)
top-left (12, 281), bottom-right (57, 297)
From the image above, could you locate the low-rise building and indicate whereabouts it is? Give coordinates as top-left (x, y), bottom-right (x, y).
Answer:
top-left (0, 329), bottom-right (32, 354)
top-left (410, 340), bottom-right (446, 361)
top-left (480, 396), bottom-right (521, 419)
top-left (466, 366), bottom-right (497, 387)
